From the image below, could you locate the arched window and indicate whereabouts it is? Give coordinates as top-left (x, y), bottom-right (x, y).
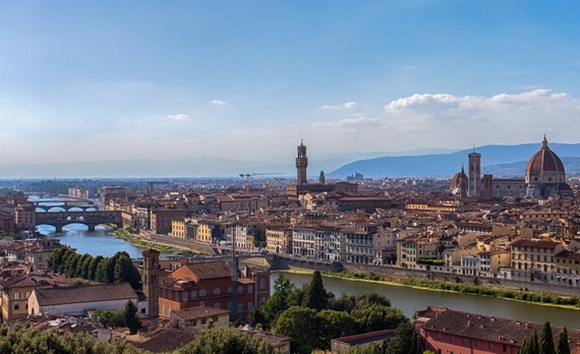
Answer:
top-left (214, 287), bottom-right (221, 295)
top-left (200, 289), bottom-right (207, 297)
top-left (214, 303), bottom-right (221, 309)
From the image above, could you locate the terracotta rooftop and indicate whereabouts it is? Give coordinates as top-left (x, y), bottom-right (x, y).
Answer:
top-left (417, 306), bottom-right (580, 352)
top-left (184, 261), bottom-right (232, 280)
top-left (172, 305), bottom-right (230, 321)
top-left (34, 283), bottom-right (137, 306)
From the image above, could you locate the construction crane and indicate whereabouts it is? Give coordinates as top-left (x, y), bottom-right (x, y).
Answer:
top-left (239, 172), bottom-right (284, 194)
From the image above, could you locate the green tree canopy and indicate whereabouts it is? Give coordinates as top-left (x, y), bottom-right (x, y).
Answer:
top-left (259, 273), bottom-right (300, 327)
top-left (123, 300), bottom-right (142, 335)
top-left (302, 270), bottom-right (331, 311)
top-left (273, 306), bottom-right (323, 350)
top-left (539, 321), bottom-right (556, 354)
top-left (176, 327), bottom-right (273, 354)
top-left (556, 327), bottom-right (570, 354)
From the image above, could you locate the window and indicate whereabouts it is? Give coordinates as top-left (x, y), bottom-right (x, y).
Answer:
top-left (488, 342), bottom-right (493, 350)
top-left (438, 332), bottom-right (442, 340)
top-left (191, 290), bottom-right (197, 299)
top-left (248, 302), bottom-right (253, 311)
top-left (238, 285), bottom-right (243, 294)
top-left (14, 292), bottom-right (19, 300)
top-left (248, 284), bottom-right (253, 293)
top-left (228, 286), bottom-right (233, 293)
top-left (228, 302), bottom-right (234, 312)
top-left (475, 340), bottom-right (480, 347)
top-left (450, 335), bottom-right (454, 343)
top-left (214, 303), bottom-right (221, 309)
top-left (14, 304), bottom-right (19, 310)
top-left (214, 287), bottom-right (221, 295)
top-left (200, 289), bottom-right (207, 297)
top-left (238, 303), bottom-right (243, 312)
top-left (25, 291), bottom-right (30, 299)
top-left (260, 278), bottom-right (266, 290)
top-left (183, 291), bottom-right (188, 301)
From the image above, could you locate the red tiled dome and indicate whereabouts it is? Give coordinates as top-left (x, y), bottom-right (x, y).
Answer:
top-left (525, 136), bottom-right (565, 177)
top-left (451, 167), bottom-right (468, 188)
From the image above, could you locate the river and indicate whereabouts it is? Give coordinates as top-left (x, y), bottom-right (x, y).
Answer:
top-left (36, 219), bottom-right (580, 329)
top-left (37, 224), bottom-right (147, 259)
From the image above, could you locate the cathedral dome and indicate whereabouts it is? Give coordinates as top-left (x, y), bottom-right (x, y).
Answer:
top-left (525, 135), bottom-right (565, 184)
top-left (450, 167), bottom-right (468, 189)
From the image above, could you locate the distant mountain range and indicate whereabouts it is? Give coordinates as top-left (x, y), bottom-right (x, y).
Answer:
top-left (2, 142), bottom-right (580, 179)
top-left (328, 143), bottom-right (580, 179)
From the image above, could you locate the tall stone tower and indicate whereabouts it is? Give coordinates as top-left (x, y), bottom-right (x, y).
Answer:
top-left (142, 248), bottom-right (160, 318)
top-left (296, 140), bottom-right (308, 186)
top-left (468, 150), bottom-right (481, 197)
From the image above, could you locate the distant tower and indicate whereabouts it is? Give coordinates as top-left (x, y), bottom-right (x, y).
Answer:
top-left (142, 248), bottom-right (160, 318)
top-left (296, 140), bottom-right (308, 186)
top-left (319, 170), bottom-right (326, 184)
top-left (468, 149), bottom-right (481, 197)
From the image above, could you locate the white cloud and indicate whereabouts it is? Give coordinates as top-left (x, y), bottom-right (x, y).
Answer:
top-left (165, 114), bottom-right (191, 121)
top-left (382, 89), bottom-right (580, 148)
top-left (210, 99), bottom-right (228, 106)
top-left (321, 101), bottom-right (358, 110)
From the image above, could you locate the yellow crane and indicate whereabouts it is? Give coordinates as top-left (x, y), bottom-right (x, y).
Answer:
top-left (239, 172), bottom-right (283, 194)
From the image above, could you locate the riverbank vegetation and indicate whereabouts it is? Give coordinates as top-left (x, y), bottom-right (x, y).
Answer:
top-left (114, 228), bottom-right (196, 255)
top-left (321, 270), bottom-right (580, 309)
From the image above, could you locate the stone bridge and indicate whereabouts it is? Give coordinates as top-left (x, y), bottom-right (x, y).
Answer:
top-left (33, 200), bottom-right (96, 212)
top-left (35, 210), bottom-right (122, 232)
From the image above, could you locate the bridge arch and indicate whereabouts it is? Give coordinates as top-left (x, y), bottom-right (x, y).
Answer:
top-left (35, 210), bottom-right (123, 233)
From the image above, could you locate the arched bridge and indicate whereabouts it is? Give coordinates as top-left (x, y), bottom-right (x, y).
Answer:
top-left (32, 200), bottom-right (96, 212)
top-left (35, 211), bottom-right (122, 232)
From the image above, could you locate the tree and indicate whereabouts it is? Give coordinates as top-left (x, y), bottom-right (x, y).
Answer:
top-left (260, 273), bottom-right (300, 327)
top-left (114, 252), bottom-right (141, 289)
top-left (539, 321), bottom-right (556, 354)
top-left (351, 304), bottom-right (407, 333)
top-left (252, 227), bottom-right (266, 248)
top-left (302, 270), bottom-right (330, 311)
top-left (273, 306), bottom-right (322, 350)
top-left (123, 300), bottom-right (141, 335)
top-left (384, 321), bottom-right (421, 354)
top-left (87, 255), bottom-right (105, 281)
top-left (176, 327), bottom-right (273, 354)
top-left (317, 309), bottom-right (357, 349)
top-left (556, 327), bottom-right (570, 354)
top-left (91, 310), bottom-right (125, 329)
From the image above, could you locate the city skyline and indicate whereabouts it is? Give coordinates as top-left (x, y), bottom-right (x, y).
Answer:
top-left (1, 2), bottom-right (580, 166)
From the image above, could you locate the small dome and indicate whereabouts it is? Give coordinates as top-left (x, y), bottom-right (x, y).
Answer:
top-left (525, 135), bottom-right (565, 178)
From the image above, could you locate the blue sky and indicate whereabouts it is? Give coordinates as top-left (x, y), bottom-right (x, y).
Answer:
top-left (1, 1), bottom-right (580, 165)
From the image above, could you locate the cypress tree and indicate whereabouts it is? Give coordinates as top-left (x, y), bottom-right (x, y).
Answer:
top-left (302, 270), bottom-right (329, 311)
top-left (556, 327), bottom-right (570, 354)
top-left (530, 330), bottom-right (540, 354)
top-left (539, 321), bottom-right (556, 354)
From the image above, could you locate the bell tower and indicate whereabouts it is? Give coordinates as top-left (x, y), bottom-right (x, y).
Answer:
top-left (468, 149), bottom-right (481, 198)
top-left (296, 140), bottom-right (308, 186)
top-left (142, 248), bottom-right (160, 318)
